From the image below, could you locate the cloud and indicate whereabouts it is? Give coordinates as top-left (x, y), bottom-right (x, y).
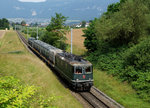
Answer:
top-left (97, 7), bottom-right (102, 12)
top-left (74, 6), bottom-right (103, 12)
top-left (18, 0), bottom-right (46, 3)
top-left (32, 10), bottom-right (37, 16)
top-left (14, 6), bottom-right (24, 10)
top-left (14, 6), bottom-right (21, 10)
top-left (48, 8), bottom-right (52, 11)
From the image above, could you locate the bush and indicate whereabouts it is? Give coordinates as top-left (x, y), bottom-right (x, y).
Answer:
top-left (0, 76), bottom-right (37, 108)
top-left (0, 76), bottom-right (60, 107)
top-left (124, 38), bottom-right (150, 72)
top-left (122, 38), bottom-right (150, 101)
top-left (89, 38), bottom-right (150, 102)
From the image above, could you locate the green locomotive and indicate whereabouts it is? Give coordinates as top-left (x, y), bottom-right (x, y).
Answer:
top-left (28, 37), bottom-right (93, 91)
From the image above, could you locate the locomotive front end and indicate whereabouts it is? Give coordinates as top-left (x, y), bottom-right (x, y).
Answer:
top-left (72, 64), bottom-right (93, 91)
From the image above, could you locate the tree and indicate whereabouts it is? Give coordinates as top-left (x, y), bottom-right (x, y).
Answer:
top-left (105, 0), bottom-right (127, 15)
top-left (0, 18), bottom-right (9, 30)
top-left (81, 21), bottom-right (86, 27)
top-left (31, 32), bottom-right (37, 38)
top-left (83, 18), bottom-right (98, 52)
top-left (21, 20), bottom-right (26, 26)
top-left (96, 0), bottom-right (149, 47)
top-left (41, 13), bottom-right (69, 50)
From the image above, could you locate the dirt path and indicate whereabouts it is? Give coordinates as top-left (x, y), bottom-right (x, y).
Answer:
top-left (0, 30), bottom-right (6, 39)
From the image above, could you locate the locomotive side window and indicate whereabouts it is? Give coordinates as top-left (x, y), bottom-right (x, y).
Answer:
top-left (75, 67), bottom-right (82, 74)
top-left (85, 66), bottom-right (92, 73)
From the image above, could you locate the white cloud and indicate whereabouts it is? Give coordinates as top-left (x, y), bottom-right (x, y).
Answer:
top-left (14, 6), bottom-right (21, 10)
top-left (74, 6), bottom-right (102, 12)
top-left (14, 6), bottom-right (24, 10)
top-left (48, 8), bottom-right (52, 11)
top-left (97, 7), bottom-right (102, 12)
top-left (18, 0), bottom-right (46, 3)
top-left (32, 10), bottom-right (37, 16)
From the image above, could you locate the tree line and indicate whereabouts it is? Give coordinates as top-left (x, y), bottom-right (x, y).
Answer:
top-left (83, 0), bottom-right (150, 102)
top-left (21, 13), bottom-right (69, 50)
top-left (0, 18), bottom-right (9, 30)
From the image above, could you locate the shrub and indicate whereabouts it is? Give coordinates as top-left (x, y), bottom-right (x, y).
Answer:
top-left (90, 38), bottom-right (150, 102)
top-left (0, 76), bottom-right (60, 107)
top-left (0, 76), bottom-right (37, 108)
top-left (122, 38), bottom-right (150, 101)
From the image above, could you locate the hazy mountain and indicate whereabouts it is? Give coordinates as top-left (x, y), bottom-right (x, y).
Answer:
top-left (0, 0), bottom-right (119, 21)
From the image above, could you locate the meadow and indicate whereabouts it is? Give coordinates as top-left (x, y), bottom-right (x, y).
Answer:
top-left (0, 30), bottom-right (82, 108)
top-left (66, 28), bottom-right (86, 55)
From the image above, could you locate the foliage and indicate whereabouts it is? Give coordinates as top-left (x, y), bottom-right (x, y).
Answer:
top-left (10, 22), bottom-right (16, 30)
top-left (88, 38), bottom-right (150, 102)
top-left (122, 38), bottom-right (150, 101)
top-left (83, 18), bottom-right (98, 52)
top-left (105, 0), bottom-right (127, 14)
top-left (0, 76), bottom-right (60, 108)
top-left (41, 13), bottom-right (69, 50)
top-left (21, 20), bottom-right (26, 26)
top-left (31, 31), bottom-right (37, 39)
top-left (81, 21), bottom-right (86, 27)
top-left (0, 18), bottom-right (9, 30)
top-left (0, 76), bottom-right (37, 108)
top-left (96, 0), bottom-right (149, 46)
top-left (84, 0), bottom-right (150, 103)
top-left (20, 26), bottom-right (45, 40)
top-left (106, 2), bottom-right (120, 14)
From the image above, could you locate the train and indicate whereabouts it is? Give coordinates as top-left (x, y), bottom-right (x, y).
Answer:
top-left (28, 37), bottom-right (93, 91)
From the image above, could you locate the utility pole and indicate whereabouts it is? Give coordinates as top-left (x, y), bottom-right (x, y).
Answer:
top-left (37, 26), bottom-right (38, 40)
top-left (27, 27), bottom-right (28, 39)
top-left (15, 25), bottom-right (16, 31)
top-left (71, 28), bottom-right (73, 54)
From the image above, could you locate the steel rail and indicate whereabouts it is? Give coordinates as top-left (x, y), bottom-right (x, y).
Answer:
top-left (17, 31), bottom-right (124, 108)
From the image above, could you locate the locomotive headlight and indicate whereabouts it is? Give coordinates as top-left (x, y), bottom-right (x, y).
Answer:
top-left (76, 79), bottom-right (79, 82)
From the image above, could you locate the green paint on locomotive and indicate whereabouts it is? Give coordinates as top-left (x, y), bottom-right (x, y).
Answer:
top-left (55, 54), bottom-right (93, 85)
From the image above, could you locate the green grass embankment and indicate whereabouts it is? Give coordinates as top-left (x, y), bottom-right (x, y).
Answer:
top-left (94, 69), bottom-right (150, 108)
top-left (66, 44), bottom-right (86, 56)
top-left (0, 30), bottom-right (82, 108)
top-left (70, 42), bottom-right (150, 108)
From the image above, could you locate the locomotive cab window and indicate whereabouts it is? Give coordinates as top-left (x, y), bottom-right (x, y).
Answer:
top-left (85, 66), bottom-right (92, 73)
top-left (75, 67), bottom-right (82, 74)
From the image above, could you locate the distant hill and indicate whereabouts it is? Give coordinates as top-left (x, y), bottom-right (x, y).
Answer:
top-left (0, 0), bottom-right (119, 21)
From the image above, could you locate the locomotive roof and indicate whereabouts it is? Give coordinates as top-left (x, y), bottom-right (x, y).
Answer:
top-left (57, 52), bottom-right (92, 65)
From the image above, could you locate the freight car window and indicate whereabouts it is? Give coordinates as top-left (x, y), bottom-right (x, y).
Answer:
top-left (85, 67), bottom-right (91, 73)
top-left (75, 67), bottom-right (82, 74)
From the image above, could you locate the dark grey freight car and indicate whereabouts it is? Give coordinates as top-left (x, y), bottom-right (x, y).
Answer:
top-left (28, 37), bottom-right (93, 91)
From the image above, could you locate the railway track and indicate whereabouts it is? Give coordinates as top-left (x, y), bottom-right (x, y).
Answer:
top-left (79, 92), bottom-right (108, 108)
top-left (17, 31), bottom-right (124, 108)
top-left (76, 86), bottom-right (124, 108)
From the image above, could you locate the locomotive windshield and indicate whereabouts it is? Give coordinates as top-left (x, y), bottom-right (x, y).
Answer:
top-left (75, 67), bottom-right (82, 74)
top-left (85, 66), bottom-right (92, 73)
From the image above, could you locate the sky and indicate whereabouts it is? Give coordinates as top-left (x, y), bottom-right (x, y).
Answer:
top-left (0, 0), bottom-right (119, 21)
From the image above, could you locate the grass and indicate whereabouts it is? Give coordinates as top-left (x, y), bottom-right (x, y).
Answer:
top-left (65, 28), bottom-right (150, 108)
top-left (0, 30), bottom-right (82, 108)
top-left (66, 44), bottom-right (86, 56)
top-left (94, 69), bottom-right (150, 108)
top-left (66, 28), bottom-right (87, 55)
